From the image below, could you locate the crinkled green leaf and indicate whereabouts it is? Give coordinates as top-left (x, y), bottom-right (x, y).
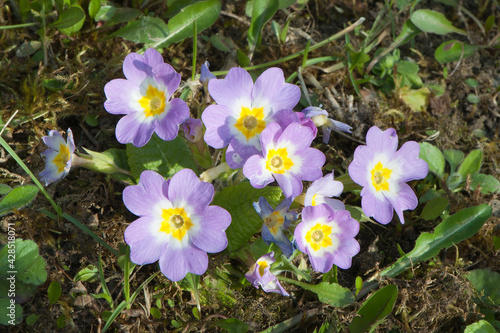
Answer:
top-left (411, 9), bottom-right (466, 35)
top-left (280, 277), bottom-right (355, 307)
top-left (465, 269), bottom-right (500, 306)
top-left (215, 318), bottom-right (249, 333)
top-left (112, 16), bottom-right (169, 44)
top-left (50, 5), bottom-right (86, 35)
top-left (350, 285), bottom-right (398, 333)
top-left (443, 149), bottom-right (464, 173)
top-left (381, 204), bottom-right (492, 278)
top-left (420, 197), bottom-right (448, 221)
top-left (0, 185), bottom-right (39, 216)
top-left (212, 182), bottom-right (282, 252)
top-left (126, 134), bottom-right (199, 181)
top-left (247, 0), bottom-right (279, 52)
top-left (465, 320), bottom-right (497, 333)
top-left (74, 265), bottom-right (99, 283)
top-left (0, 239), bottom-right (47, 286)
top-left (470, 174), bottom-right (500, 194)
top-left (457, 149), bottom-right (482, 179)
top-left (419, 142), bottom-right (445, 178)
top-left (150, 0), bottom-right (221, 48)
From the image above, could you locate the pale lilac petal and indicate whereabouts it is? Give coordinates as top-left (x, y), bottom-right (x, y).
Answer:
top-left (253, 197), bottom-right (274, 218)
top-left (252, 68), bottom-right (300, 111)
top-left (302, 203), bottom-right (335, 222)
top-left (393, 141), bottom-right (429, 182)
top-left (308, 249), bottom-right (335, 273)
top-left (321, 198), bottom-right (345, 210)
top-left (332, 245), bottom-right (357, 269)
top-left (361, 188), bottom-right (394, 224)
top-left (152, 63), bottom-right (181, 98)
top-left (259, 122), bottom-right (282, 154)
top-left (365, 126), bottom-right (398, 155)
top-left (208, 67), bottom-right (253, 107)
top-left (143, 48), bottom-right (164, 68)
top-left (200, 61), bottom-right (216, 85)
top-left (155, 99), bottom-right (189, 141)
top-left (243, 155), bottom-right (274, 188)
top-left (123, 170), bottom-right (167, 216)
top-left (226, 138), bottom-right (261, 169)
top-left (202, 104), bottom-right (234, 148)
top-left (274, 173), bottom-right (303, 198)
top-left (159, 245), bottom-right (208, 281)
top-left (335, 210), bottom-right (360, 237)
top-left (386, 183), bottom-right (418, 224)
top-left (123, 52), bottom-right (152, 82)
top-left (348, 145), bottom-right (374, 187)
top-left (115, 113), bottom-right (155, 147)
top-left (189, 206), bottom-right (230, 252)
top-left (125, 217), bottom-right (165, 264)
top-left (279, 122), bottom-right (315, 153)
top-left (103, 80), bottom-right (138, 115)
top-left (168, 169), bottom-right (213, 211)
top-left (293, 148), bottom-right (325, 181)
top-left (42, 130), bottom-right (67, 150)
top-left (269, 109), bottom-right (299, 130)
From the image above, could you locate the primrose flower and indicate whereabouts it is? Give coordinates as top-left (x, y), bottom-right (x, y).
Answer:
top-left (245, 252), bottom-right (289, 296)
top-left (348, 126), bottom-right (428, 224)
top-left (202, 67), bottom-right (301, 168)
top-left (302, 106), bottom-right (352, 144)
top-left (180, 117), bottom-right (203, 142)
top-left (304, 171), bottom-right (345, 211)
top-left (243, 122), bottom-right (325, 198)
top-left (200, 61), bottom-right (216, 86)
top-left (123, 169), bottom-right (231, 281)
top-left (294, 204), bottom-right (360, 272)
top-left (254, 197), bottom-right (297, 257)
top-left (39, 129), bottom-right (75, 185)
top-left (104, 48), bottom-right (189, 147)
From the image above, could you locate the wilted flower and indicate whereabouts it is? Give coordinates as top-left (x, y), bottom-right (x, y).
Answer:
top-left (348, 126), bottom-right (428, 224)
top-left (294, 204), bottom-right (360, 272)
top-left (104, 48), bottom-right (189, 147)
top-left (302, 106), bottom-right (352, 144)
top-left (123, 169), bottom-right (231, 281)
top-left (200, 61), bottom-right (216, 86)
top-left (304, 171), bottom-right (345, 210)
top-left (40, 128), bottom-right (75, 185)
top-left (180, 117), bottom-right (203, 142)
top-left (243, 122), bottom-right (325, 198)
top-left (245, 252), bottom-right (289, 296)
top-left (202, 67), bottom-right (301, 168)
top-left (254, 197), bottom-right (297, 257)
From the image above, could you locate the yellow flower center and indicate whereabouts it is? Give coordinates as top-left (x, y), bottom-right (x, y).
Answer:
top-left (305, 223), bottom-right (333, 251)
top-left (371, 161), bottom-right (392, 191)
top-left (264, 211), bottom-right (284, 235)
top-left (53, 143), bottom-right (71, 173)
top-left (139, 85), bottom-right (166, 117)
top-left (257, 259), bottom-right (269, 276)
top-left (266, 148), bottom-right (293, 174)
top-left (311, 194), bottom-right (319, 206)
top-left (234, 106), bottom-right (266, 140)
top-left (159, 207), bottom-right (193, 241)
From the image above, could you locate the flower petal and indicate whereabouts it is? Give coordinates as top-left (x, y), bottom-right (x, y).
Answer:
top-left (361, 187), bottom-right (394, 224)
top-left (386, 182), bottom-right (418, 224)
top-left (202, 104), bottom-right (234, 149)
top-left (168, 169), bottom-right (214, 212)
top-left (125, 216), bottom-right (166, 265)
top-left (155, 98), bottom-right (189, 141)
top-left (243, 155), bottom-right (274, 189)
top-left (208, 67), bottom-right (253, 108)
top-left (189, 206), bottom-right (230, 253)
top-left (251, 68), bottom-right (300, 111)
top-left (115, 113), bottom-right (155, 147)
top-left (123, 170), bottom-right (168, 216)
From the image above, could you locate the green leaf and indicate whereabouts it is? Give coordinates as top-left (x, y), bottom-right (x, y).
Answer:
top-left (0, 184), bottom-right (11, 195)
top-left (280, 277), bottom-right (355, 307)
top-left (420, 197), bottom-right (448, 221)
top-left (443, 149), bottom-right (464, 173)
top-left (88, 0), bottom-right (101, 20)
top-left (215, 318), bottom-right (249, 333)
top-left (47, 281), bottom-right (62, 305)
top-left (212, 182), bottom-right (282, 252)
top-left (49, 5), bottom-right (86, 35)
top-left (247, 0), bottom-right (279, 53)
top-left (97, 7), bottom-right (142, 26)
top-left (81, 148), bottom-right (130, 175)
top-left (493, 236), bottom-right (500, 251)
top-left (150, 307), bottom-right (161, 319)
top-left (74, 265), bottom-right (99, 283)
top-left (434, 40), bottom-right (478, 64)
top-left (349, 285), bottom-right (398, 333)
top-left (465, 320), bottom-right (497, 333)
top-left (126, 134), bottom-right (199, 181)
top-left (210, 35), bottom-right (236, 53)
top-left (465, 269), bottom-right (500, 306)
top-left (25, 313), bottom-right (40, 325)
top-left (397, 60), bottom-right (419, 76)
top-left (0, 185), bottom-right (39, 216)
top-left (380, 204), bottom-right (492, 278)
top-left (42, 78), bottom-right (67, 92)
top-left (112, 16), bottom-right (169, 44)
top-left (419, 142), bottom-right (445, 178)
top-left (410, 9), bottom-right (466, 35)
top-left (467, 94), bottom-right (480, 104)
top-left (0, 298), bottom-right (22, 325)
top-left (150, 0), bottom-right (221, 49)
top-left (470, 174), bottom-right (500, 194)
top-left (0, 239), bottom-right (47, 287)
top-left (457, 149), bottom-right (482, 179)
top-left (399, 86), bottom-right (430, 112)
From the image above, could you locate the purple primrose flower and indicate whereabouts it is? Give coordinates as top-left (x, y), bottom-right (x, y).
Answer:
top-left (294, 204), bottom-right (360, 272)
top-left (40, 128), bottom-right (75, 185)
top-left (123, 169), bottom-right (231, 281)
top-left (304, 171), bottom-right (345, 210)
top-left (104, 48), bottom-right (189, 147)
top-left (254, 197), bottom-right (297, 257)
top-left (202, 67), bottom-right (301, 168)
top-left (243, 122), bottom-right (325, 198)
top-left (181, 117), bottom-right (203, 143)
top-left (302, 106), bottom-right (352, 144)
top-left (245, 252), bottom-right (289, 296)
top-left (348, 126), bottom-right (428, 224)
top-left (200, 61), bottom-right (216, 86)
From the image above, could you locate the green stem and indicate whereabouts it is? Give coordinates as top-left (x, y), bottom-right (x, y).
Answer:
top-left (124, 246), bottom-right (131, 309)
top-left (192, 20), bottom-right (197, 82)
top-left (0, 22), bottom-right (38, 30)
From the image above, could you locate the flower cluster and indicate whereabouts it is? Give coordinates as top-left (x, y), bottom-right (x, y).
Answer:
top-left (38, 48), bottom-right (429, 294)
